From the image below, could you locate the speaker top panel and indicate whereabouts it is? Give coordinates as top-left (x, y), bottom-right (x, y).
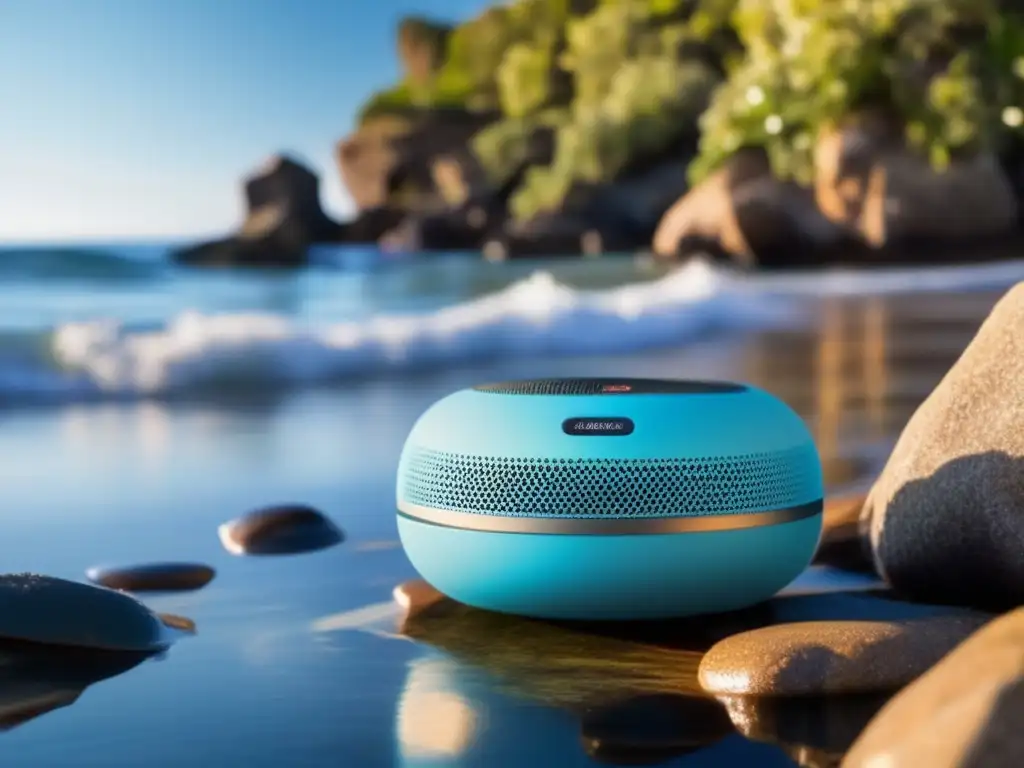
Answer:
top-left (472, 378), bottom-right (747, 396)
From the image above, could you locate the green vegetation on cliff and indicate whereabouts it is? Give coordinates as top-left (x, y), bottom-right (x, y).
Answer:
top-left (358, 0), bottom-right (1024, 219)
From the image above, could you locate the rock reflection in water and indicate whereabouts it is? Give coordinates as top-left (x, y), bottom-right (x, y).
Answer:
top-left (397, 580), bottom-right (987, 765)
top-left (580, 693), bottom-right (735, 765)
top-left (719, 693), bottom-right (891, 767)
top-left (0, 639), bottom-right (154, 731)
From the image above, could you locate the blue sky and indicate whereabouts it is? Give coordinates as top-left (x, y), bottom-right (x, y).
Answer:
top-left (0, 0), bottom-right (491, 242)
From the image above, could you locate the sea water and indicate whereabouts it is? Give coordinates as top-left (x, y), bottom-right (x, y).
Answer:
top-left (0, 242), bottom-right (1022, 766)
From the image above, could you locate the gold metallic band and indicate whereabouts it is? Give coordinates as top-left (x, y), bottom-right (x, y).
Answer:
top-left (397, 499), bottom-right (822, 535)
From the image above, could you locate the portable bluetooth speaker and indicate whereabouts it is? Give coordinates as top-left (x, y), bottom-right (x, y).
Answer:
top-left (396, 378), bottom-right (824, 620)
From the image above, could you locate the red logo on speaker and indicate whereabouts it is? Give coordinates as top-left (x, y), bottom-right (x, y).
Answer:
top-left (602, 384), bottom-right (632, 393)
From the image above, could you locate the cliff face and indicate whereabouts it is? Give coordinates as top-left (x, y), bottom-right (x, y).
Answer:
top-left (338, 0), bottom-right (1024, 265)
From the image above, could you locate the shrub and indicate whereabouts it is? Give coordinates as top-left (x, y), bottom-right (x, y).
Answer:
top-left (357, 83), bottom-right (416, 124)
top-left (498, 42), bottom-right (558, 118)
top-left (689, 0), bottom-right (1024, 185)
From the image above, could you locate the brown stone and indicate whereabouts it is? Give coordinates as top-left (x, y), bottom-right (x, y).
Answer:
top-left (393, 579), bottom-right (447, 623)
top-left (86, 563), bottom-right (215, 593)
top-left (815, 116), bottom-right (1017, 247)
top-left (698, 615), bottom-right (989, 696)
top-left (862, 282), bottom-right (1024, 609)
top-left (651, 148), bottom-right (845, 267)
top-left (842, 607), bottom-right (1024, 768)
top-left (218, 504), bottom-right (343, 556)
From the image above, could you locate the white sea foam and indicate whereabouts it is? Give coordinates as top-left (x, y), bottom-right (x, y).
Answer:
top-left (1, 257), bottom-right (1022, 406)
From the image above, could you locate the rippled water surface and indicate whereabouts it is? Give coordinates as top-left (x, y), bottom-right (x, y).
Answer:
top-left (0, 254), bottom-right (1010, 765)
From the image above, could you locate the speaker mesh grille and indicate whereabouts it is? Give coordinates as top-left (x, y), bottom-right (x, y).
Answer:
top-left (400, 445), bottom-right (819, 518)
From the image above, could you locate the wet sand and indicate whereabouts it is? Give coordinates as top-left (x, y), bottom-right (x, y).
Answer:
top-left (0, 287), bottom-right (1005, 767)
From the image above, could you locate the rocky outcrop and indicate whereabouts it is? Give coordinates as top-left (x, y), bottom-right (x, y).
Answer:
top-left (861, 282), bottom-right (1024, 611)
top-left (397, 17), bottom-right (452, 86)
top-left (814, 115), bottom-right (1018, 248)
top-left (336, 109), bottom-right (498, 214)
top-left (842, 607), bottom-right (1024, 768)
top-left (172, 155), bottom-right (344, 268)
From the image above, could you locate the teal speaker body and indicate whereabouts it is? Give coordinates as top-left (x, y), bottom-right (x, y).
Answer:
top-left (396, 378), bottom-right (824, 620)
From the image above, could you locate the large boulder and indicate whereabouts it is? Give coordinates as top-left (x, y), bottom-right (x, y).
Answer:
top-left (862, 282), bottom-right (1024, 610)
top-left (815, 114), bottom-right (1018, 249)
top-left (651, 148), bottom-right (848, 267)
top-left (842, 607), bottom-right (1024, 768)
top-left (336, 110), bottom-right (498, 214)
top-left (172, 155), bottom-right (343, 268)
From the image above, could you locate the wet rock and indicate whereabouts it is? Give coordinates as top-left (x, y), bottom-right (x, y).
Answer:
top-left (651, 147), bottom-right (848, 268)
top-left (218, 504), bottom-right (344, 556)
top-left (580, 693), bottom-right (734, 765)
top-left (171, 155), bottom-right (344, 268)
top-left (0, 639), bottom-right (151, 731)
top-left (863, 282), bottom-right (1024, 610)
top-left (721, 692), bottom-right (892, 757)
top-left (843, 606), bottom-right (1024, 768)
top-left (86, 563), bottom-right (215, 593)
top-left (0, 574), bottom-right (167, 652)
top-left (698, 615), bottom-right (990, 696)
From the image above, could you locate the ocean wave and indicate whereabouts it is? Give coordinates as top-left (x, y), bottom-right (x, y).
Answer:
top-left (1, 257), bottom-right (1023, 406)
top-left (0, 245), bottom-right (168, 282)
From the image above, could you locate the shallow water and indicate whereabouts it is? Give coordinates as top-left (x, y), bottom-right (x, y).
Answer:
top-left (0, 281), bottom-right (1004, 766)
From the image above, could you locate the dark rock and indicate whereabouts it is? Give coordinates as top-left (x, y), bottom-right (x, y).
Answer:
top-left (172, 155), bottom-right (344, 268)
top-left (0, 574), bottom-right (167, 651)
top-left (0, 638), bottom-right (152, 731)
top-left (698, 615), bottom-right (989, 696)
top-left (580, 693), bottom-right (735, 765)
top-left (484, 213), bottom-right (635, 260)
top-left (652, 147), bottom-right (851, 268)
top-left (85, 563), bottom-right (215, 593)
top-left (579, 157), bottom-right (695, 243)
top-left (863, 282), bottom-right (1024, 610)
top-left (843, 606), bottom-right (1024, 768)
top-left (379, 205), bottom-right (492, 253)
top-left (339, 205), bottom-right (408, 244)
top-left (218, 504), bottom-right (344, 556)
